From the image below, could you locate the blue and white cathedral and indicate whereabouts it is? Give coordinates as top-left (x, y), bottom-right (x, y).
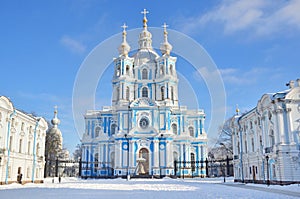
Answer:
top-left (81, 10), bottom-right (208, 177)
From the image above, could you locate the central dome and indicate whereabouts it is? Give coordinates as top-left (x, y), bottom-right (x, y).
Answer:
top-left (133, 48), bottom-right (159, 66)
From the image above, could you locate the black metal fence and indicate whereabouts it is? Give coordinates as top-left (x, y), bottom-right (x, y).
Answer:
top-left (174, 156), bottom-right (233, 178)
top-left (45, 157), bottom-right (233, 178)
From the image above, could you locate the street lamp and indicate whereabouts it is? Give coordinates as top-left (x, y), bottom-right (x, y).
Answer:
top-left (159, 134), bottom-right (163, 178)
top-left (266, 155), bottom-right (270, 186)
top-left (124, 134), bottom-right (130, 180)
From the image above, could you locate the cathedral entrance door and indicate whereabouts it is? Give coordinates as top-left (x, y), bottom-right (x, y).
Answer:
top-left (138, 148), bottom-right (149, 175)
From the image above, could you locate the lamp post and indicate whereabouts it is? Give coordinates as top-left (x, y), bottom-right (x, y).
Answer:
top-left (124, 134), bottom-right (129, 180)
top-left (266, 155), bottom-right (270, 186)
top-left (223, 163), bottom-right (226, 183)
top-left (159, 134), bottom-right (163, 178)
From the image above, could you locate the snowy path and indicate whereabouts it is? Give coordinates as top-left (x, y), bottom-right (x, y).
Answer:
top-left (222, 183), bottom-right (300, 198)
top-left (0, 177), bottom-right (299, 199)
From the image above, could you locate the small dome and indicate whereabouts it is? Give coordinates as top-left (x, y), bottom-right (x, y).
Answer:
top-left (51, 109), bottom-right (60, 126)
top-left (160, 23), bottom-right (172, 55)
top-left (118, 24), bottom-right (131, 56)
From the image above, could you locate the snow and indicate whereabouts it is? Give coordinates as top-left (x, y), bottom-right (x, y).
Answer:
top-left (0, 177), bottom-right (299, 199)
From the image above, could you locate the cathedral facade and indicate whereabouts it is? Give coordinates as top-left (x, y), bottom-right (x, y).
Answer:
top-left (81, 11), bottom-right (208, 177)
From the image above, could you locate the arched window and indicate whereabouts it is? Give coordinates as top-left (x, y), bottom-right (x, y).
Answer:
top-left (161, 86), bottom-right (165, 100)
top-left (36, 143), bottom-right (40, 156)
top-left (28, 141), bottom-right (31, 154)
top-left (126, 65), bottom-right (130, 75)
top-left (0, 112), bottom-right (2, 122)
top-left (9, 136), bottom-right (13, 151)
top-left (251, 137), bottom-right (255, 152)
top-left (142, 87), bottom-right (148, 98)
top-left (171, 86), bottom-right (174, 101)
top-left (172, 123), bottom-right (177, 135)
top-left (189, 127), bottom-right (194, 137)
top-left (116, 66), bottom-right (120, 77)
top-left (126, 87), bottom-right (130, 101)
top-left (19, 139), bottom-right (22, 153)
top-left (111, 124), bottom-right (117, 135)
top-left (95, 126), bottom-right (101, 137)
top-left (160, 66), bottom-right (164, 75)
top-left (21, 122), bottom-right (25, 131)
top-left (142, 68), bottom-right (148, 79)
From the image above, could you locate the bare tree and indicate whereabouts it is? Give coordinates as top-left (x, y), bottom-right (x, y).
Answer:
top-left (209, 118), bottom-right (234, 159)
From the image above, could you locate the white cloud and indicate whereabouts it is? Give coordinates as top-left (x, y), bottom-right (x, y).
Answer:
top-left (219, 67), bottom-right (273, 85)
top-left (60, 35), bottom-right (86, 54)
top-left (180, 0), bottom-right (300, 37)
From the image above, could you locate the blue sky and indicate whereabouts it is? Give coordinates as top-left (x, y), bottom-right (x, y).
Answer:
top-left (1, 0), bottom-right (300, 153)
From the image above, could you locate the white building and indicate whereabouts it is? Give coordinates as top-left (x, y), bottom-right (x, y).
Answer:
top-left (231, 79), bottom-right (300, 184)
top-left (0, 96), bottom-right (48, 184)
top-left (81, 10), bottom-right (208, 178)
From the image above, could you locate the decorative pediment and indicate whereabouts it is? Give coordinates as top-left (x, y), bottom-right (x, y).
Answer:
top-left (130, 97), bottom-right (157, 107)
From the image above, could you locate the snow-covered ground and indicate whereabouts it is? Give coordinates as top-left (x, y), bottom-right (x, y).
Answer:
top-left (0, 177), bottom-right (299, 199)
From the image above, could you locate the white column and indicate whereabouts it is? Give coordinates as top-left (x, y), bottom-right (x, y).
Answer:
top-left (153, 140), bottom-right (159, 168)
top-left (115, 141), bottom-right (121, 168)
top-left (129, 140), bottom-right (134, 167)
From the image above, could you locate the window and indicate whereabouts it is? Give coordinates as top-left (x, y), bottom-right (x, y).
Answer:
top-left (142, 68), bottom-right (148, 79)
top-left (0, 112), bottom-right (2, 122)
top-left (11, 118), bottom-right (15, 127)
top-left (126, 65), bottom-right (130, 75)
top-left (111, 124), bottom-right (117, 135)
top-left (19, 139), bottom-right (23, 153)
top-left (259, 135), bottom-right (263, 147)
top-left (95, 126), bottom-right (101, 137)
top-left (142, 87), bottom-right (148, 98)
top-left (172, 123), bottom-right (177, 135)
top-left (21, 122), bottom-right (25, 131)
top-left (36, 143), bottom-right (40, 156)
top-left (8, 166), bottom-right (11, 178)
top-left (126, 87), bottom-right (130, 101)
top-left (28, 141), bottom-right (31, 154)
top-left (244, 140), bottom-right (247, 153)
top-left (9, 136), bottom-right (13, 151)
top-left (116, 87), bottom-right (120, 100)
top-left (269, 130), bottom-right (275, 146)
top-left (171, 86), bottom-right (174, 101)
top-left (251, 138), bottom-right (255, 152)
top-left (116, 66), bottom-right (120, 76)
top-left (189, 127), bottom-right (194, 137)
top-left (249, 167), bottom-right (252, 174)
top-left (160, 66), bottom-right (164, 75)
top-left (169, 65), bottom-right (173, 75)
top-left (161, 86), bottom-right (165, 100)
top-left (139, 117), bottom-right (149, 129)
top-left (237, 141), bottom-right (240, 155)
top-left (27, 167), bottom-right (30, 178)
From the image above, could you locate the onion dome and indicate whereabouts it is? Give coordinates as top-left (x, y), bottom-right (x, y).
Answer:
top-left (160, 23), bottom-right (173, 55)
top-left (118, 23), bottom-right (131, 56)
